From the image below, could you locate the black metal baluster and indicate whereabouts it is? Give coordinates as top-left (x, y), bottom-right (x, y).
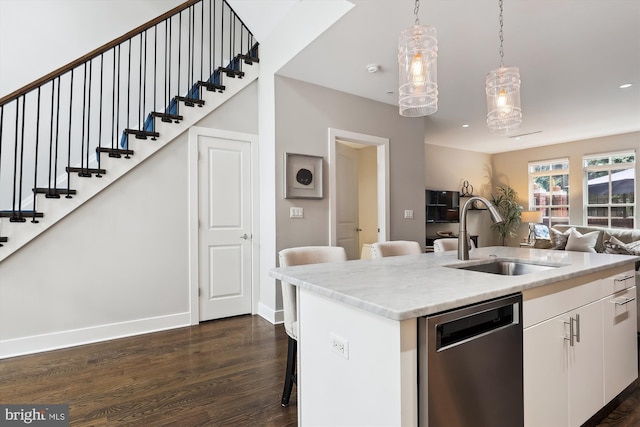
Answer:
top-left (210, 0), bottom-right (213, 78)
top-left (116, 44), bottom-right (121, 149)
top-left (66, 69), bottom-right (74, 198)
top-left (52, 76), bottom-right (61, 196)
top-left (11, 99), bottom-right (21, 220)
top-left (111, 47), bottom-right (117, 151)
top-left (178, 12), bottom-right (182, 100)
top-left (79, 63), bottom-right (89, 176)
top-left (31, 88), bottom-right (41, 222)
top-left (126, 39), bottom-right (131, 147)
top-left (47, 79), bottom-right (56, 195)
top-left (201, 1), bottom-right (204, 83)
top-left (97, 53), bottom-right (104, 167)
top-left (88, 59), bottom-right (99, 177)
top-left (14, 95), bottom-right (27, 221)
top-left (154, 25), bottom-right (158, 121)
top-left (138, 34), bottom-right (143, 131)
top-left (165, 19), bottom-right (169, 113)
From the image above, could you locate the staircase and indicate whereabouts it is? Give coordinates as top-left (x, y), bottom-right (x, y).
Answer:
top-left (0, 0), bottom-right (258, 263)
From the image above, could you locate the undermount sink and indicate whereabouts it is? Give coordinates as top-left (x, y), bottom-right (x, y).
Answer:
top-left (449, 259), bottom-right (563, 276)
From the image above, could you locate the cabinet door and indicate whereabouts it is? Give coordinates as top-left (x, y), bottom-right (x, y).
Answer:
top-left (524, 316), bottom-right (569, 427)
top-left (568, 299), bottom-right (604, 427)
top-left (603, 286), bottom-right (638, 403)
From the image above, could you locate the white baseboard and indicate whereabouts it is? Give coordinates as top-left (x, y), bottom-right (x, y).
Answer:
top-left (0, 312), bottom-right (191, 359)
top-left (257, 302), bottom-right (283, 325)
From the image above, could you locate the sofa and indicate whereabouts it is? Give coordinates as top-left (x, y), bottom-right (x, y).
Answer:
top-left (533, 223), bottom-right (640, 271)
top-left (533, 224), bottom-right (640, 331)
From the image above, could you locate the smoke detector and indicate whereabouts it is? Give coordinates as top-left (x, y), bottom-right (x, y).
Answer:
top-left (366, 64), bottom-right (380, 73)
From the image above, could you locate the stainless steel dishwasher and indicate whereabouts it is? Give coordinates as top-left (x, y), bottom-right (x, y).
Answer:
top-left (418, 293), bottom-right (523, 427)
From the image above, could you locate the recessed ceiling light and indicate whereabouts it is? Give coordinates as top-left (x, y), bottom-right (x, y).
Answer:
top-left (462, 124), bottom-right (470, 128)
top-left (619, 83), bottom-right (632, 89)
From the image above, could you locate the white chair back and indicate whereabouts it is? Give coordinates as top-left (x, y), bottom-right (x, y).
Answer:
top-left (371, 240), bottom-right (423, 258)
top-left (279, 246), bottom-right (347, 339)
top-left (433, 237), bottom-right (475, 252)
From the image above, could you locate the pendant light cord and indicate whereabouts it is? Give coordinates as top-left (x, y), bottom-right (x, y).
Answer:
top-left (498, 0), bottom-right (504, 67)
top-left (414, 0), bottom-right (420, 25)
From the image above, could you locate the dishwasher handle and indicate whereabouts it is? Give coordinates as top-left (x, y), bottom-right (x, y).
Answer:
top-left (434, 297), bottom-right (520, 351)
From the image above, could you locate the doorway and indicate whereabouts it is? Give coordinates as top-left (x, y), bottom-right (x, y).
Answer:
top-left (329, 128), bottom-right (389, 259)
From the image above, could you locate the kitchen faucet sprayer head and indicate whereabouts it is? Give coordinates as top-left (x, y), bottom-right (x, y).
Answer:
top-left (486, 202), bottom-right (505, 224)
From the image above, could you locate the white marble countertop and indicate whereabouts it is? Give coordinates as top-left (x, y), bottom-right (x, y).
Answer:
top-left (270, 246), bottom-right (639, 321)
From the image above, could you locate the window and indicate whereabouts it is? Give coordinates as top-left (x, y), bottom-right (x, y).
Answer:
top-left (583, 151), bottom-right (635, 228)
top-left (528, 158), bottom-right (570, 227)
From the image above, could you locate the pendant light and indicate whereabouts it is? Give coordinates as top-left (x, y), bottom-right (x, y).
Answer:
top-left (398, 0), bottom-right (438, 117)
top-left (486, 0), bottom-right (522, 133)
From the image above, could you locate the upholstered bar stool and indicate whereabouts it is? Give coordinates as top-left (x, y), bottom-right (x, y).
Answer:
top-left (433, 237), bottom-right (475, 253)
top-left (370, 240), bottom-right (423, 258)
top-left (278, 245), bottom-right (348, 406)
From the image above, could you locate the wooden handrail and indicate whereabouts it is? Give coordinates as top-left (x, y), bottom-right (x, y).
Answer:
top-left (0, 0), bottom-right (212, 107)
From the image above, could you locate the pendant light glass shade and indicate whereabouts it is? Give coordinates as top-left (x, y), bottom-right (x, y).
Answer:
top-left (486, 66), bottom-right (522, 133)
top-left (398, 24), bottom-right (438, 117)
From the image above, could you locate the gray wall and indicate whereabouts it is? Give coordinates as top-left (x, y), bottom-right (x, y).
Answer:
top-left (274, 76), bottom-right (426, 253)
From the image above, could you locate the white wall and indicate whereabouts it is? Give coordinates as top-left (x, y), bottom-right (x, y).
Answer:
top-left (0, 0), bottom-right (183, 98)
top-left (0, 81), bottom-right (258, 358)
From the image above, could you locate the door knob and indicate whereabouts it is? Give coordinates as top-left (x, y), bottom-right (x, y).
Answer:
top-left (240, 233), bottom-right (250, 240)
top-left (356, 228), bottom-right (363, 232)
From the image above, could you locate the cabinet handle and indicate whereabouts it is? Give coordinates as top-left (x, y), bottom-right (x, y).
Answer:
top-left (614, 275), bottom-right (634, 283)
top-left (564, 317), bottom-right (575, 347)
top-left (614, 297), bottom-right (636, 306)
top-left (564, 315), bottom-right (580, 347)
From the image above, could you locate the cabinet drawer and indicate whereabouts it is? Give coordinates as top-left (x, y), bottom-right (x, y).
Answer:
top-left (524, 279), bottom-right (605, 328)
top-left (603, 286), bottom-right (638, 403)
top-left (603, 270), bottom-right (636, 294)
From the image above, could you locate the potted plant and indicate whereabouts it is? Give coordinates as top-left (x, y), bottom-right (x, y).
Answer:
top-left (490, 185), bottom-right (523, 246)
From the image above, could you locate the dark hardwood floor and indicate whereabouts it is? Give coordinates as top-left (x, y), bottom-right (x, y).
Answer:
top-left (0, 315), bottom-right (297, 426)
top-left (0, 314), bottom-right (638, 426)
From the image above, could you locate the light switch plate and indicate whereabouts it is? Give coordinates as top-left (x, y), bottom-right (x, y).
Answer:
top-left (290, 207), bottom-right (304, 218)
top-left (404, 209), bottom-right (414, 219)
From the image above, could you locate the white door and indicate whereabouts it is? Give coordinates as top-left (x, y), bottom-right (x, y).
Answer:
top-left (336, 144), bottom-right (360, 259)
top-left (198, 135), bottom-right (252, 321)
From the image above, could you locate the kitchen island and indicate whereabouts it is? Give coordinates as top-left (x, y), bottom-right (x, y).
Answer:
top-left (270, 246), bottom-right (639, 427)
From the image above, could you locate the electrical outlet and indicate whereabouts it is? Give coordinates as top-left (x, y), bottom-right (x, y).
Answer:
top-left (330, 333), bottom-right (349, 359)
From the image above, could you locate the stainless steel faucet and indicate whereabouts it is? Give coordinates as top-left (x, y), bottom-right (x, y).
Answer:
top-left (458, 196), bottom-right (505, 260)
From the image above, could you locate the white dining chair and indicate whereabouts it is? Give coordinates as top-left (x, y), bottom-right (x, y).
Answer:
top-left (278, 245), bottom-right (348, 406)
top-left (371, 240), bottom-right (423, 258)
top-left (433, 237), bottom-right (475, 252)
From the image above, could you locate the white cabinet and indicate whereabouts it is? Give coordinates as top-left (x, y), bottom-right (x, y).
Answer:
top-left (603, 286), bottom-right (638, 403)
top-left (523, 269), bottom-right (638, 427)
top-left (524, 299), bottom-right (603, 427)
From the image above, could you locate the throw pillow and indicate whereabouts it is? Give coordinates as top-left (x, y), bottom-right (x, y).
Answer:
top-left (565, 228), bottom-right (599, 253)
top-left (604, 236), bottom-right (632, 255)
top-left (533, 239), bottom-right (553, 249)
top-left (550, 227), bottom-right (572, 250)
top-left (604, 237), bottom-right (640, 271)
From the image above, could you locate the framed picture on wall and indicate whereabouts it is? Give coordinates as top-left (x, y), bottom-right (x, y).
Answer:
top-left (284, 152), bottom-right (323, 199)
